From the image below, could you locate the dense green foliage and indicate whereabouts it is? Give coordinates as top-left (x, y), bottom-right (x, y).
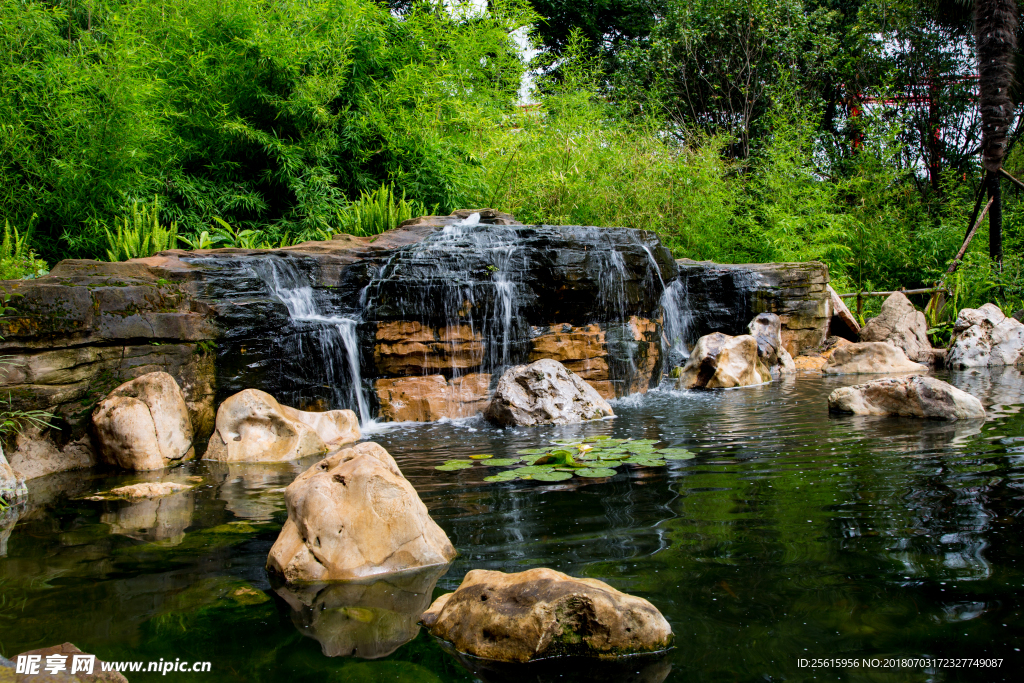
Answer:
top-left (0, 0), bottom-right (1021, 319)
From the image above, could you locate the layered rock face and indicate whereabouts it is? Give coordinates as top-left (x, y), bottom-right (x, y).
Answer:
top-left (484, 359), bottom-right (614, 426)
top-left (947, 303), bottom-right (1024, 368)
top-left (0, 256), bottom-right (216, 480)
top-left (674, 260), bottom-right (830, 356)
top-left (205, 389), bottom-right (359, 462)
top-left (421, 567), bottom-right (673, 662)
top-left (828, 375), bottom-right (985, 420)
top-left (266, 442), bottom-right (456, 582)
top-left (822, 342), bottom-right (929, 375)
top-left (859, 292), bottom-right (934, 363)
top-left (92, 372), bottom-right (195, 471)
top-left (677, 333), bottom-right (771, 389)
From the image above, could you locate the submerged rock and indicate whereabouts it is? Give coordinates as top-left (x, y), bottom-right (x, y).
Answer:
top-left (747, 312), bottom-right (796, 375)
top-left (266, 442), bottom-right (456, 582)
top-left (858, 292), bottom-right (934, 363)
top-left (828, 375), bottom-right (985, 420)
top-left (275, 564), bottom-right (448, 659)
top-left (484, 359), bottom-right (613, 426)
top-left (947, 303), bottom-right (1024, 368)
top-left (821, 342), bottom-right (929, 375)
top-left (421, 567), bottom-right (673, 662)
top-left (105, 481), bottom-right (194, 499)
top-left (92, 372), bottom-right (195, 471)
top-left (676, 333), bottom-right (771, 389)
top-left (204, 389), bottom-right (359, 462)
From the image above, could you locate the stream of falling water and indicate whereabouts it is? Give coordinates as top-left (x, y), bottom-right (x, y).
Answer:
top-left (251, 257), bottom-right (372, 426)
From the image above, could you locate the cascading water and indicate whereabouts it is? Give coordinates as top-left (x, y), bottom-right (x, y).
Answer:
top-left (251, 257), bottom-right (372, 426)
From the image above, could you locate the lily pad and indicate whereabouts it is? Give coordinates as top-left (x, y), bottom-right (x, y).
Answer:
top-left (576, 467), bottom-right (618, 478)
top-left (598, 452), bottom-right (630, 461)
top-left (517, 448), bottom-right (550, 455)
top-left (469, 454), bottom-right (493, 460)
top-left (435, 461), bottom-right (475, 471)
top-left (514, 465), bottom-right (555, 476)
top-left (480, 458), bottom-right (520, 467)
top-left (532, 470), bottom-right (573, 482)
top-left (484, 471), bottom-right (521, 482)
top-left (660, 449), bottom-right (696, 460)
top-left (631, 458), bottom-right (667, 467)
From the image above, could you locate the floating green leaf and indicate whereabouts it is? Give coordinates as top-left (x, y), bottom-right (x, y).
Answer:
top-left (481, 458), bottom-right (520, 467)
top-left (660, 449), bottom-right (696, 460)
top-left (469, 454), bottom-right (492, 460)
top-left (484, 471), bottom-right (520, 482)
top-left (598, 452), bottom-right (630, 461)
top-left (435, 460), bottom-right (474, 471)
top-left (532, 470), bottom-right (573, 482)
top-left (576, 467), bottom-right (618, 478)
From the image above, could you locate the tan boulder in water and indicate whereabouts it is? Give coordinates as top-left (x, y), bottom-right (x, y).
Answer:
top-left (422, 567), bottom-right (673, 662)
top-left (204, 389), bottom-right (359, 462)
top-left (484, 359), bottom-right (613, 426)
top-left (858, 292), bottom-right (934, 363)
top-left (822, 342), bottom-right (928, 375)
top-left (828, 375), bottom-right (985, 420)
top-left (267, 442), bottom-right (456, 582)
top-left (92, 372), bottom-right (195, 471)
top-left (677, 333), bottom-right (771, 389)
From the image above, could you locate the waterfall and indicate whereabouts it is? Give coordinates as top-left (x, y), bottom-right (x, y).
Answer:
top-left (251, 257), bottom-right (372, 426)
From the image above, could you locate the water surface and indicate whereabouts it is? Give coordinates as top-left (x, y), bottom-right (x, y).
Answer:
top-left (2, 370), bottom-right (1023, 681)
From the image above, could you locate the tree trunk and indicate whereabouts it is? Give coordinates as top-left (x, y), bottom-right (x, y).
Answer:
top-left (975, 0), bottom-right (1018, 263)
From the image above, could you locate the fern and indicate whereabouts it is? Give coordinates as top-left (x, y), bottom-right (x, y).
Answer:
top-left (104, 197), bottom-right (179, 261)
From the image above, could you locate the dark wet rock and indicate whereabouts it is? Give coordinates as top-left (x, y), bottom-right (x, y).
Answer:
top-left (828, 375), bottom-right (985, 420)
top-left (484, 359), bottom-right (614, 426)
top-left (274, 564), bottom-right (447, 659)
top-left (858, 292), bottom-right (934, 363)
top-left (422, 567), bottom-right (673, 662)
top-left (674, 260), bottom-right (830, 356)
top-left (676, 333), bottom-right (771, 389)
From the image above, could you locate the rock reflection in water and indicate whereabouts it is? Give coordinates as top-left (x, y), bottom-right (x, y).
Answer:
top-left (443, 648), bottom-right (672, 683)
top-left (206, 460), bottom-right (304, 521)
top-left (100, 488), bottom-right (194, 544)
top-left (0, 503), bottom-right (21, 557)
top-left (274, 564), bottom-right (448, 658)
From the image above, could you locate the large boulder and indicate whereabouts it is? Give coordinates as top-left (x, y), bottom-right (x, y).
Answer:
top-left (484, 359), bottom-right (613, 427)
top-left (858, 292), bottom-right (933, 363)
top-left (947, 303), bottom-right (1024, 368)
top-left (91, 372), bottom-right (195, 471)
top-left (828, 375), bottom-right (985, 420)
top-left (421, 567), bottom-right (673, 662)
top-left (266, 442), bottom-right (456, 582)
top-left (822, 342), bottom-right (929, 375)
top-left (676, 333), bottom-right (771, 389)
top-left (275, 564), bottom-right (447, 659)
top-left (747, 312), bottom-right (796, 375)
top-left (204, 389), bottom-right (359, 462)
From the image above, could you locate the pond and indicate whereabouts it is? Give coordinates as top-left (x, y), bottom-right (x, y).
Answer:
top-left (2, 370), bottom-right (1023, 682)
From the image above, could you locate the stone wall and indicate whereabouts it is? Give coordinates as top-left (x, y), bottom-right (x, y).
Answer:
top-left (674, 260), bottom-right (830, 356)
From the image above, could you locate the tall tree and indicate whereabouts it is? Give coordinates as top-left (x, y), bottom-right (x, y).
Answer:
top-left (975, 0), bottom-right (1018, 262)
